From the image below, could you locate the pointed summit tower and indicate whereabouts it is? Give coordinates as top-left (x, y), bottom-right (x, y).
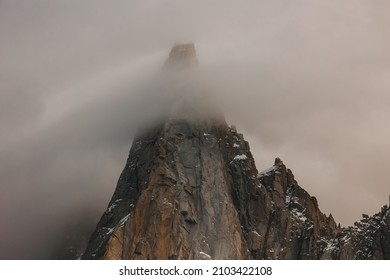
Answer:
top-left (164, 43), bottom-right (198, 68)
top-left (82, 44), bottom-right (259, 259)
top-left (82, 44), bottom-right (390, 260)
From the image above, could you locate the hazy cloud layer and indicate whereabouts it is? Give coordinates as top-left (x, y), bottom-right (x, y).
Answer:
top-left (1, 0), bottom-right (390, 259)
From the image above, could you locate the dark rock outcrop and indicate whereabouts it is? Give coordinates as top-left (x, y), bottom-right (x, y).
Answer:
top-left (82, 43), bottom-right (390, 260)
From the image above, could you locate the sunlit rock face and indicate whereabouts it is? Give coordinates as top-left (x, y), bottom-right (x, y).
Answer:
top-left (82, 44), bottom-right (390, 260)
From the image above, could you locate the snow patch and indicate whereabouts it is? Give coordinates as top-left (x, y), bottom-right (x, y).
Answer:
top-left (340, 235), bottom-right (351, 243)
top-left (285, 194), bottom-right (291, 205)
top-left (322, 238), bottom-right (339, 252)
top-left (199, 252), bottom-right (211, 259)
top-left (285, 188), bottom-right (293, 205)
top-left (107, 199), bottom-right (123, 212)
top-left (291, 208), bottom-right (307, 222)
top-left (118, 214), bottom-right (131, 228)
top-left (233, 154), bottom-right (247, 161)
top-left (258, 166), bottom-right (277, 177)
top-left (101, 227), bottom-right (114, 236)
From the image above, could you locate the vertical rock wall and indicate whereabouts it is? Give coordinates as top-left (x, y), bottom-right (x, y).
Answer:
top-left (82, 43), bottom-right (390, 260)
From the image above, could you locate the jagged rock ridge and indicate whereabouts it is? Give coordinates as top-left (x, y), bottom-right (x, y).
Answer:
top-left (82, 43), bottom-right (390, 260)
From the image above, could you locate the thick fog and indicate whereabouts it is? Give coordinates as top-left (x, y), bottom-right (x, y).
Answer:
top-left (1, 0), bottom-right (390, 259)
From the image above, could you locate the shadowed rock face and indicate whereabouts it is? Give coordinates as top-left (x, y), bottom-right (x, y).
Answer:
top-left (82, 44), bottom-right (390, 260)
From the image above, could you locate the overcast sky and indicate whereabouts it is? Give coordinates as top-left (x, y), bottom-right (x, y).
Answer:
top-left (1, 0), bottom-right (390, 259)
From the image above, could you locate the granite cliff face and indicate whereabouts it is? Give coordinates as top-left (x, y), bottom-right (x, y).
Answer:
top-left (82, 44), bottom-right (390, 260)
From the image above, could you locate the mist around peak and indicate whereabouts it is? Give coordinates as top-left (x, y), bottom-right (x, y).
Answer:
top-left (2, 0), bottom-right (390, 259)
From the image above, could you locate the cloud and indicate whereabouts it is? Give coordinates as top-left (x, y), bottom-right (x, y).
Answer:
top-left (1, 0), bottom-right (390, 259)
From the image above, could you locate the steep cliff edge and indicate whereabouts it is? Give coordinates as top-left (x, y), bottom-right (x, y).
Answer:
top-left (254, 160), bottom-right (390, 259)
top-left (82, 43), bottom-right (390, 260)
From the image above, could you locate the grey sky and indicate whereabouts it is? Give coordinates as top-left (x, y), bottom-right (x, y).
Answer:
top-left (1, 0), bottom-right (390, 259)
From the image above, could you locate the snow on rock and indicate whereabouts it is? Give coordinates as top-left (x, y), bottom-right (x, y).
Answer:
top-left (319, 238), bottom-right (339, 253)
top-left (233, 154), bottom-right (247, 161)
top-left (291, 208), bottom-right (307, 222)
top-left (199, 252), bottom-right (211, 259)
top-left (117, 214), bottom-right (131, 228)
top-left (101, 227), bottom-right (114, 236)
top-left (340, 235), bottom-right (351, 244)
top-left (285, 194), bottom-right (291, 205)
top-left (107, 199), bottom-right (123, 213)
top-left (258, 166), bottom-right (277, 177)
top-left (285, 189), bottom-right (292, 205)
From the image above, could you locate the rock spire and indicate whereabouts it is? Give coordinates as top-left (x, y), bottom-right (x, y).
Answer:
top-left (164, 43), bottom-right (198, 68)
top-left (82, 44), bottom-right (390, 260)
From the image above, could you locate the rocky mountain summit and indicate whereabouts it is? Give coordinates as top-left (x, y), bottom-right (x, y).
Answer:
top-left (82, 43), bottom-right (390, 260)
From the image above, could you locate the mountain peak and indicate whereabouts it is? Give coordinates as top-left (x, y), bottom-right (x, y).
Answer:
top-left (82, 44), bottom-right (390, 260)
top-left (164, 43), bottom-right (198, 68)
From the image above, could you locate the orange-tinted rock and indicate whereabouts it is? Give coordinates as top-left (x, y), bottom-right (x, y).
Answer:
top-left (82, 44), bottom-right (390, 260)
